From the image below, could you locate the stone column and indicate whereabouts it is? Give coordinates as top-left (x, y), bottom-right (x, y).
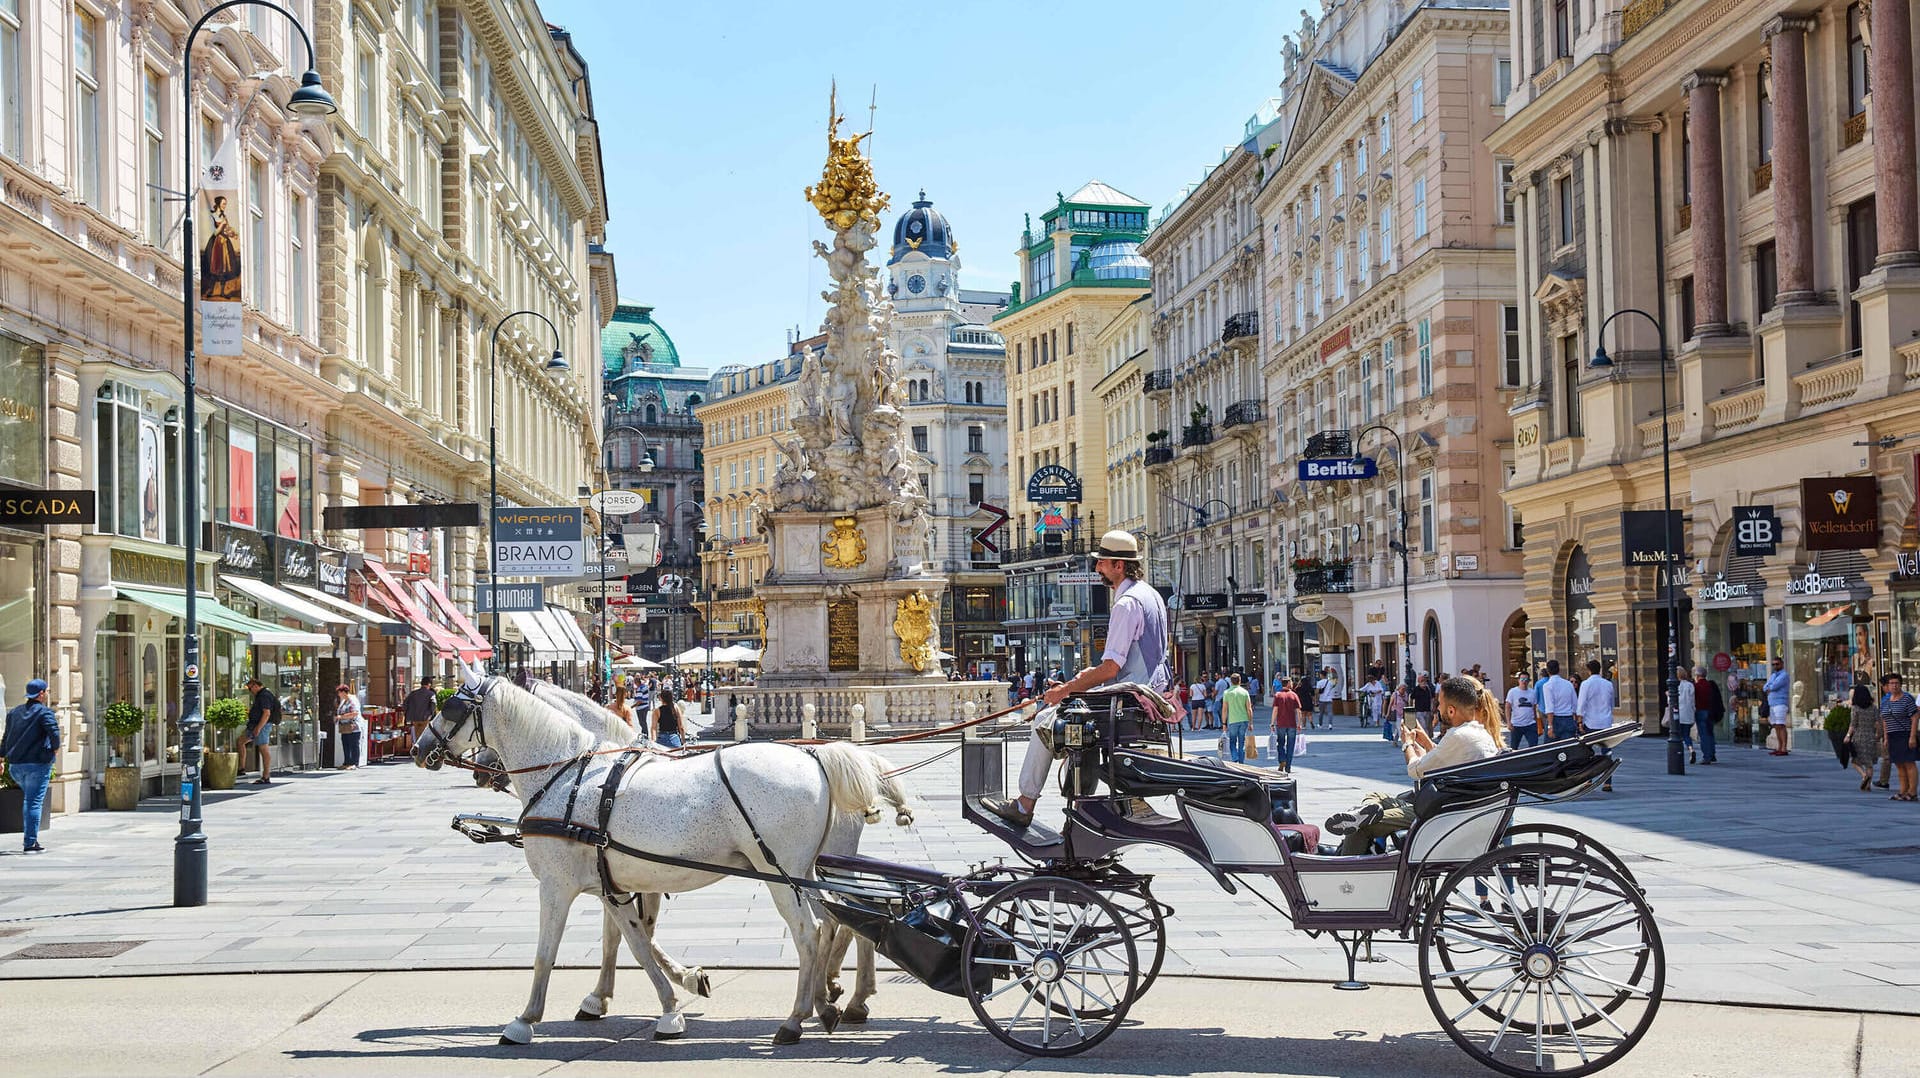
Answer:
top-left (1871, 0), bottom-right (1920, 266)
top-left (1683, 72), bottom-right (1731, 334)
top-left (1765, 17), bottom-right (1818, 303)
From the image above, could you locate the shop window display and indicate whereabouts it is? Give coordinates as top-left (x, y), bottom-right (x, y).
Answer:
top-left (1785, 601), bottom-right (1860, 725)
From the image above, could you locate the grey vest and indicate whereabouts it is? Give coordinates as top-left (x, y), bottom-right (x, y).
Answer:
top-left (1112, 581), bottom-right (1170, 690)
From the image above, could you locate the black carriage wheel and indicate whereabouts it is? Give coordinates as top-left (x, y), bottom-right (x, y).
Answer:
top-left (1418, 843), bottom-right (1664, 1078)
top-left (1501, 823), bottom-right (1640, 889)
top-left (962, 876), bottom-right (1139, 1057)
top-left (1031, 879), bottom-right (1167, 1020)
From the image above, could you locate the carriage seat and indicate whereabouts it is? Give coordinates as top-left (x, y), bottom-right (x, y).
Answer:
top-left (1410, 735), bottom-right (1614, 819)
top-left (1109, 750), bottom-right (1300, 826)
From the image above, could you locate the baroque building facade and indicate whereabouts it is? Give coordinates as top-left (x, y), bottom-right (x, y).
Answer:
top-left (1494, 0), bottom-right (1920, 733)
top-left (0, 0), bottom-right (609, 812)
top-left (1259, 0), bottom-right (1520, 690)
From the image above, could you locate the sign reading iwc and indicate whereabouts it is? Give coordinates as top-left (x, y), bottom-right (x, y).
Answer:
top-left (826, 599), bottom-right (860, 672)
top-left (1024, 464), bottom-right (1083, 503)
top-left (0, 488), bottom-right (96, 527)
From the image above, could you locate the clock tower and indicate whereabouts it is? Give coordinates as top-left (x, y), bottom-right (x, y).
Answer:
top-left (888, 191), bottom-right (960, 315)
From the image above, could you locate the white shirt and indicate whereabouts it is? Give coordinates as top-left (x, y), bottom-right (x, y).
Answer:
top-left (1577, 675), bottom-right (1617, 730)
top-left (1540, 674), bottom-right (1578, 715)
top-left (1191, 681), bottom-right (1207, 701)
top-left (1408, 721), bottom-right (1501, 780)
top-left (1315, 677), bottom-right (1335, 704)
top-left (1360, 680), bottom-right (1386, 715)
top-left (1504, 685), bottom-right (1536, 726)
top-left (1666, 678), bottom-right (1694, 727)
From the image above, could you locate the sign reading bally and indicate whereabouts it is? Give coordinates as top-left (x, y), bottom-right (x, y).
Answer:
top-left (1298, 457), bottom-right (1377, 481)
top-left (1802, 475), bottom-right (1880, 551)
top-left (493, 507), bottom-right (585, 575)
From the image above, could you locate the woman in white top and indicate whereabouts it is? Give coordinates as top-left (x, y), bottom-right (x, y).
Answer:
top-left (1328, 675), bottom-right (1507, 855)
top-left (334, 684), bottom-right (364, 770)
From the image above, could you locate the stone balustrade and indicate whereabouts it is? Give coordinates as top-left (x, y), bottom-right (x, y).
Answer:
top-left (1900, 340), bottom-right (1920, 383)
top-left (728, 680), bottom-right (1000, 737)
top-left (1707, 386), bottom-right (1766, 434)
top-left (1792, 354), bottom-right (1865, 411)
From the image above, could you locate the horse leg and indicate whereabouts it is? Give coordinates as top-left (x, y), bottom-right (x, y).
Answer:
top-left (639, 892), bottom-right (711, 998)
top-left (607, 895), bottom-right (689, 1040)
top-left (503, 881), bottom-right (576, 1045)
top-left (575, 901), bottom-right (622, 1021)
top-left (768, 885), bottom-right (826, 1045)
top-left (844, 934), bottom-right (877, 1025)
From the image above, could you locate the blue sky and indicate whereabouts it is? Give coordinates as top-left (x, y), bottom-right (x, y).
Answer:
top-left (542, 1), bottom-right (1306, 371)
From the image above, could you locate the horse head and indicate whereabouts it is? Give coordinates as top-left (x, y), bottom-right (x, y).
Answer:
top-left (414, 660), bottom-right (491, 771)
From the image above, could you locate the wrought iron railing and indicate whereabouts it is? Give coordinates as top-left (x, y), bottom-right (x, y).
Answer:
top-left (1223, 312), bottom-right (1259, 343)
top-left (1145, 445), bottom-right (1176, 466)
top-left (1181, 423), bottom-right (1215, 448)
top-left (1294, 564), bottom-right (1355, 595)
top-left (1222, 400), bottom-right (1264, 429)
top-left (1143, 369), bottom-right (1174, 393)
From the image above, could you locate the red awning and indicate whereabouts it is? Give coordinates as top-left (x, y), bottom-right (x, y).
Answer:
top-left (415, 577), bottom-right (494, 661)
top-left (362, 559), bottom-right (469, 660)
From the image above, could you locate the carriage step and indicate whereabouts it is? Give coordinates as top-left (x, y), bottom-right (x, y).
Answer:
top-left (963, 796), bottom-right (1065, 855)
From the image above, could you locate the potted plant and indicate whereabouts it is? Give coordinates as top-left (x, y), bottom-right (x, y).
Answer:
top-left (204, 697), bottom-right (249, 790)
top-left (1824, 703), bottom-right (1853, 767)
top-left (0, 764), bottom-right (53, 834)
top-left (101, 701), bottom-right (147, 810)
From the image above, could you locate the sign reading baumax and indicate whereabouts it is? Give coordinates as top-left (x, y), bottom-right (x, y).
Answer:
top-left (1801, 475), bottom-right (1880, 551)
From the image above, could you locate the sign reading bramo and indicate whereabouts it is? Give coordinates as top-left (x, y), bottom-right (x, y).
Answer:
top-left (493, 507), bottom-right (585, 576)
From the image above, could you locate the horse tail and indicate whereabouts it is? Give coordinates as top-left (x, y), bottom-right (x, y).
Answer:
top-left (811, 742), bottom-right (880, 818)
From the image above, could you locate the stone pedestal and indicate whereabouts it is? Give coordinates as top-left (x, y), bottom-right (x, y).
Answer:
top-left (1677, 333), bottom-right (1759, 443)
top-left (756, 505), bottom-right (948, 688)
top-left (1756, 301), bottom-right (1844, 425)
top-left (1856, 265), bottom-right (1920, 398)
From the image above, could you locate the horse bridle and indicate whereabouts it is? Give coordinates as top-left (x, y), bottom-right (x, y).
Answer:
top-left (423, 679), bottom-right (496, 774)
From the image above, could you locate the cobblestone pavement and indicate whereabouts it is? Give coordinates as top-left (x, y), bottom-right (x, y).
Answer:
top-left (2, 713), bottom-right (1916, 1019)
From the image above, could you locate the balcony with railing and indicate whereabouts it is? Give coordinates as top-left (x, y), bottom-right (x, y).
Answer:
top-left (1221, 399), bottom-right (1264, 432)
top-left (1222, 312), bottom-right (1259, 345)
top-left (1293, 563), bottom-right (1355, 595)
top-left (1004, 534), bottom-right (1093, 565)
top-left (1180, 423), bottom-right (1215, 448)
top-left (1144, 445), bottom-right (1176, 467)
top-left (1143, 369), bottom-right (1174, 394)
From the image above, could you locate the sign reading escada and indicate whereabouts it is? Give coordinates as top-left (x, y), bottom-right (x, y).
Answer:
top-left (1298, 457), bottom-right (1378, 481)
top-left (0, 487), bottom-right (96, 527)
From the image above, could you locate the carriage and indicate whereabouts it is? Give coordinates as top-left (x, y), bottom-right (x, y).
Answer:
top-left (807, 686), bottom-right (1663, 1075)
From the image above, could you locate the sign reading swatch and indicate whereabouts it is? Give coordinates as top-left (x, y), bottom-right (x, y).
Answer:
top-left (197, 135), bottom-right (244, 356)
top-left (493, 507), bottom-right (585, 576)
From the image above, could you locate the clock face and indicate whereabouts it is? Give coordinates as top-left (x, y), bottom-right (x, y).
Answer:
top-left (907, 274), bottom-right (926, 294)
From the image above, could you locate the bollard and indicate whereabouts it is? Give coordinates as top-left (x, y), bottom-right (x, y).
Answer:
top-left (801, 701), bottom-right (818, 740)
top-left (734, 702), bottom-right (750, 743)
top-left (849, 703), bottom-right (866, 743)
top-left (961, 699), bottom-right (981, 740)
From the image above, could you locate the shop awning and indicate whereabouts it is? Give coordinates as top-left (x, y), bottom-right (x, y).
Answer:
top-left (361, 560), bottom-right (471, 660)
top-left (221, 575), bottom-right (354, 627)
top-left (416, 578), bottom-right (494, 661)
top-left (117, 586), bottom-right (332, 648)
top-left (281, 583), bottom-right (406, 629)
top-left (543, 607), bottom-right (594, 661)
top-left (506, 609), bottom-right (568, 663)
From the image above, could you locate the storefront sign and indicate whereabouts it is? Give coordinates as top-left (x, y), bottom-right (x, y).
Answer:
top-left (208, 523), bottom-right (270, 579)
top-left (0, 487), bottom-right (95, 526)
top-left (1598, 623), bottom-right (1620, 675)
top-left (1058, 571), bottom-right (1104, 585)
top-left (1896, 551), bottom-right (1920, 580)
top-left (1698, 577), bottom-right (1755, 603)
top-left (1712, 652), bottom-right (1733, 672)
top-left (1024, 464), bottom-right (1083, 503)
top-left (1453, 554), bottom-right (1479, 571)
top-left (1318, 325), bottom-right (1352, 361)
top-left (1802, 476), bottom-right (1881, 551)
top-left (273, 537), bottom-right (318, 587)
top-left (1732, 505), bottom-right (1782, 556)
top-left (1292, 601), bottom-right (1328, 622)
top-left (1232, 591), bottom-right (1267, 606)
top-left (112, 548), bottom-right (200, 590)
top-left (1185, 592), bottom-right (1229, 612)
top-left (1567, 576), bottom-right (1595, 597)
top-left (1785, 568), bottom-right (1851, 596)
top-left (316, 551), bottom-right (349, 598)
top-left (1621, 510), bottom-right (1685, 566)
top-left (493, 507), bottom-right (586, 576)
top-left (1298, 457), bottom-right (1378, 481)
top-left (323, 502), bottom-right (483, 530)
top-left (476, 582), bottom-right (545, 613)
top-left (625, 568), bottom-right (661, 596)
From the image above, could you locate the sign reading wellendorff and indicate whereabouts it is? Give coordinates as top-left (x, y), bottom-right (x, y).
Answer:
top-left (1801, 476), bottom-right (1880, 551)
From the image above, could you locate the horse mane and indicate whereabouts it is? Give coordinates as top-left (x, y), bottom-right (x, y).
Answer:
top-left (530, 681), bottom-right (645, 746)
top-left (479, 678), bottom-right (598, 766)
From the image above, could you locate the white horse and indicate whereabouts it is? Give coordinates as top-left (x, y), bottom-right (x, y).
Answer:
top-left (484, 679), bottom-right (912, 1028)
top-left (417, 670), bottom-right (874, 1045)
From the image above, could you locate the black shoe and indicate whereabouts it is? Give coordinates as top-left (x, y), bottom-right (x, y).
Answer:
top-left (1690, 749), bottom-right (1697, 764)
top-left (980, 796), bottom-right (1032, 829)
top-left (23, 843), bottom-right (45, 853)
top-left (1876, 782), bottom-right (1891, 789)
top-left (1602, 784), bottom-right (1613, 792)
top-left (251, 778), bottom-right (272, 786)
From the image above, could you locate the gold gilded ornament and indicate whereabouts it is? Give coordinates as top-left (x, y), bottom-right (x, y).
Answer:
top-left (803, 82), bottom-right (889, 232)
top-left (893, 591), bottom-right (937, 673)
top-left (821, 516), bottom-right (868, 569)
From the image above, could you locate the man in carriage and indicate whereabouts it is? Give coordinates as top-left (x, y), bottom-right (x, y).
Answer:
top-left (982, 530), bottom-right (1172, 829)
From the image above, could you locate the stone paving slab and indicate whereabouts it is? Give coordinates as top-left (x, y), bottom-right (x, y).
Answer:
top-left (2, 716), bottom-right (1918, 1017)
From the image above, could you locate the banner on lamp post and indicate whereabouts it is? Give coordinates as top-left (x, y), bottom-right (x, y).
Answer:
top-left (197, 135), bottom-right (243, 357)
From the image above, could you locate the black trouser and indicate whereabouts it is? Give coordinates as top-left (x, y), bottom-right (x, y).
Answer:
top-left (340, 728), bottom-right (361, 767)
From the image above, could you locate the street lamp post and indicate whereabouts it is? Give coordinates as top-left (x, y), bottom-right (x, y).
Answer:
top-left (175, 0), bottom-right (337, 909)
top-left (1356, 425), bottom-right (1413, 687)
top-left (1589, 308), bottom-right (1685, 776)
top-left (487, 312), bottom-right (568, 671)
top-left (1167, 496), bottom-right (1231, 669)
top-left (588, 412), bottom-right (653, 699)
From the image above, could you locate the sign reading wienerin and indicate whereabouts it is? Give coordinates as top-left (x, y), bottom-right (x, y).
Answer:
top-left (493, 507), bottom-right (585, 576)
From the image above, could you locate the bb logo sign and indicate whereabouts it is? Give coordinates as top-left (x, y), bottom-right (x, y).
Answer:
top-left (1731, 505), bottom-right (1781, 557)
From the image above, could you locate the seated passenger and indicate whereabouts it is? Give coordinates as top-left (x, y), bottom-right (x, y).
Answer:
top-left (1324, 675), bottom-right (1507, 856)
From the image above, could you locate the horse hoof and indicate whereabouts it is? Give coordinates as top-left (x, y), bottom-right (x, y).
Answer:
top-left (828, 982), bottom-right (844, 1002)
top-left (574, 1009), bottom-right (604, 1022)
top-left (694, 972), bottom-right (712, 998)
top-left (500, 1019), bottom-right (534, 1045)
top-left (819, 1005), bottom-right (841, 1033)
top-left (843, 1004), bottom-right (869, 1025)
top-left (897, 810), bottom-right (914, 826)
top-left (653, 1030), bottom-right (683, 1041)
top-left (772, 1026), bottom-right (802, 1046)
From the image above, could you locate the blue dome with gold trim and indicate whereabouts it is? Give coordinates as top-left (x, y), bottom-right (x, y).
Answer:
top-left (889, 191), bottom-right (954, 264)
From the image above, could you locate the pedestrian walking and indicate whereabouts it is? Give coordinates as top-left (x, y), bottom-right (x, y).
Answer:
top-left (1270, 678), bottom-right (1302, 773)
top-left (1665, 664), bottom-right (1696, 762)
top-left (244, 678), bottom-right (281, 785)
top-left (1222, 673), bottom-right (1252, 764)
top-left (1505, 670), bottom-right (1539, 748)
top-left (1314, 668), bottom-right (1337, 730)
top-left (610, 683), bottom-right (636, 728)
top-left (1360, 671), bottom-right (1386, 729)
top-left (0, 677), bottom-right (59, 853)
top-left (1765, 657), bottom-right (1792, 755)
top-left (401, 676), bottom-right (438, 751)
top-left (1880, 673), bottom-right (1918, 801)
top-left (1845, 682), bottom-right (1883, 792)
top-left (1578, 660), bottom-right (1618, 791)
top-left (1539, 660), bottom-right (1579, 741)
top-left (650, 686), bottom-right (686, 749)
top-left (1411, 673), bottom-right (1435, 735)
top-left (1211, 670), bottom-right (1230, 730)
top-left (333, 684), bottom-right (363, 769)
top-left (1189, 675), bottom-right (1209, 731)
top-left (1385, 680), bottom-right (1407, 743)
top-left (1692, 666), bottom-right (1723, 764)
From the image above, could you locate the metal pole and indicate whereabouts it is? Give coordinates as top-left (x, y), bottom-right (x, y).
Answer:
top-left (1658, 332), bottom-right (1684, 776)
top-left (175, 0), bottom-right (327, 910)
top-left (1355, 425), bottom-right (1411, 685)
top-left (486, 310), bottom-right (564, 673)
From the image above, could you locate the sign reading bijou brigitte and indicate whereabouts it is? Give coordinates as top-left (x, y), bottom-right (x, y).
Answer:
top-left (1802, 476), bottom-right (1880, 551)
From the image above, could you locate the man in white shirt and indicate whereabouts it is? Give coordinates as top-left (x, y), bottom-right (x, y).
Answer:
top-left (1504, 670), bottom-right (1539, 748)
top-left (1314, 668), bottom-right (1337, 730)
top-left (1577, 659), bottom-right (1619, 791)
top-left (1538, 659), bottom-right (1579, 741)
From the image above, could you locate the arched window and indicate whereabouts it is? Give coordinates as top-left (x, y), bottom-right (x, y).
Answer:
top-left (1423, 614), bottom-right (1442, 677)
top-left (920, 378), bottom-right (931, 400)
top-left (644, 404), bottom-right (656, 423)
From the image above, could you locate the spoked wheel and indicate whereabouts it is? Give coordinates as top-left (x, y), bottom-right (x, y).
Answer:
top-left (1502, 822), bottom-right (1640, 889)
top-left (1098, 881), bottom-right (1169, 1010)
top-left (962, 876), bottom-right (1139, 1056)
top-left (1419, 843), bottom-right (1664, 1077)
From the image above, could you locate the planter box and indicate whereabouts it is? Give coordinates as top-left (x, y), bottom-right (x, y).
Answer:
top-left (205, 752), bottom-right (238, 790)
top-left (104, 766), bottom-right (140, 811)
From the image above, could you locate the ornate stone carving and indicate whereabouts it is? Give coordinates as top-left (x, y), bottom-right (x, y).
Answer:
top-left (893, 591), bottom-right (937, 673)
top-left (821, 516), bottom-right (868, 569)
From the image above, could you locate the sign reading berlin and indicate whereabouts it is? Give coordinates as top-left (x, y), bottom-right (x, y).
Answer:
top-left (493, 507), bottom-right (585, 576)
top-left (1801, 475), bottom-right (1880, 551)
top-left (1298, 458), bottom-right (1378, 481)
top-left (1025, 464), bottom-right (1083, 503)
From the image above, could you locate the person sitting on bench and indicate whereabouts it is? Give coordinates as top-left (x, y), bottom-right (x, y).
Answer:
top-left (1324, 675), bottom-right (1507, 856)
top-left (982, 531), bottom-right (1170, 829)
